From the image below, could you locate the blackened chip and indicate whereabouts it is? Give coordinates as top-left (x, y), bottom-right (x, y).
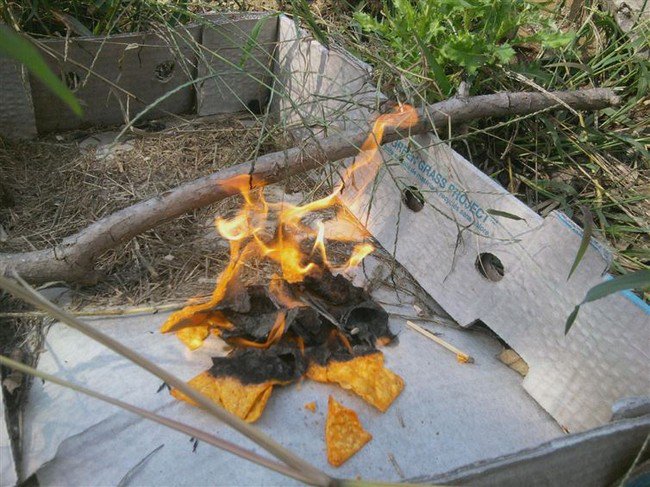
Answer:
top-left (210, 345), bottom-right (307, 385)
top-left (288, 306), bottom-right (329, 345)
top-left (219, 286), bottom-right (279, 341)
top-left (301, 271), bottom-right (365, 306)
top-left (341, 301), bottom-right (395, 346)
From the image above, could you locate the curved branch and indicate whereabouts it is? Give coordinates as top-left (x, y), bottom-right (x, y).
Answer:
top-left (0, 88), bottom-right (619, 284)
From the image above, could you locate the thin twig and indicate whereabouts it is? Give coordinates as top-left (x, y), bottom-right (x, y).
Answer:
top-left (405, 320), bottom-right (474, 364)
top-left (0, 297), bottom-right (211, 319)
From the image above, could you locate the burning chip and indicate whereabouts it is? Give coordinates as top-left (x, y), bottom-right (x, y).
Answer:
top-left (162, 105), bottom-right (417, 458)
top-left (176, 325), bottom-right (209, 351)
top-left (326, 396), bottom-right (372, 467)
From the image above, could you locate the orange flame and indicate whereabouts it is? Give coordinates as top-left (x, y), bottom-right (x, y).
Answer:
top-left (162, 105), bottom-right (418, 348)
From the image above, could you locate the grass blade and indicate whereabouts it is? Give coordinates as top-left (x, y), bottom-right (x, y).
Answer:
top-left (567, 206), bottom-right (593, 280)
top-left (0, 355), bottom-right (314, 485)
top-left (582, 269), bottom-right (650, 305)
top-left (486, 209), bottom-right (525, 221)
top-left (0, 26), bottom-right (82, 116)
top-left (565, 269), bottom-right (650, 334)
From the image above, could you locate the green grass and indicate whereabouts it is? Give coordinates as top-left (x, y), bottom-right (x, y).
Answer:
top-left (0, 0), bottom-right (193, 36)
top-left (1, 0), bottom-right (647, 294)
top-left (317, 1), bottom-right (649, 281)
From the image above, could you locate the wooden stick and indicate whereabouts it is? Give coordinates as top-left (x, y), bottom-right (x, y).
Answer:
top-left (406, 320), bottom-right (474, 364)
top-left (0, 89), bottom-right (619, 284)
top-left (0, 297), bottom-right (211, 319)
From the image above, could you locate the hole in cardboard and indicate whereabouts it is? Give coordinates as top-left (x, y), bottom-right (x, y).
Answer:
top-left (402, 186), bottom-right (424, 212)
top-left (154, 61), bottom-right (175, 82)
top-left (475, 253), bottom-right (504, 282)
top-left (247, 99), bottom-right (263, 115)
top-left (64, 72), bottom-right (81, 92)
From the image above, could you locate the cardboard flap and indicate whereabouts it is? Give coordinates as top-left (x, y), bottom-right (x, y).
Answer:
top-left (340, 133), bottom-right (650, 432)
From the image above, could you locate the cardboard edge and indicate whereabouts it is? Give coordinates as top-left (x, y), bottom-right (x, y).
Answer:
top-left (0, 386), bottom-right (18, 487)
top-left (410, 415), bottom-right (650, 486)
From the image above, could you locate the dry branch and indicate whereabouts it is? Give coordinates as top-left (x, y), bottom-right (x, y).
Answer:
top-left (0, 88), bottom-right (619, 284)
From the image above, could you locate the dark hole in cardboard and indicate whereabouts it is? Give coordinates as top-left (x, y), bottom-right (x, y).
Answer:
top-left (154, 61), bottom-right (175, 82)
top-left (475, 253), bottom-right (504, 282)
top-left (64, 72), bottom-right (81, 92)
top-left (247, 99), bottom-right (263, 115)
top-left (402, 186), bottom-right (424, 212)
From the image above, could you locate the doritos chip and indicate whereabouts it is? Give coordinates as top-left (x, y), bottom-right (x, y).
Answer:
top-left (176, 325), bottom-right (209, 351)
top-left (305, 362), bottom-right (328, 383)
top-left (308, 353), bottom-right (404, 412)
top-left (326, 396), bottom-right (372, 467)
top-left (171, 372), bottom-right (274, 423)
top-left (161, 306), bottom-right (212, 333)
top-left (304, 401), bottom-right (317, 413)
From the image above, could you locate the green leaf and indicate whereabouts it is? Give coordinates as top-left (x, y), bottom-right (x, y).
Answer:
top-left (441, 36), bottom-right (488, 74)
top-left (567, 206), bottom-right (593, 280)
top-left (564, 306), bottom-right (580, 335)
top-left (493, 44), bottom-right (515, 64)
top-left (540, 31), bottom-right (575, 49)
top-left (486, 209), bottom-right (525, 221)
top-left (52, 11), bottom-right (94, 37)
top-left (0, 26), bottom-right (83, 116)
top-left (239, 16), bottom-right (268, 68)
top-left (565, 269), bottom-right (650, 334)
top-left (582, 270), bottom-right (650, 305)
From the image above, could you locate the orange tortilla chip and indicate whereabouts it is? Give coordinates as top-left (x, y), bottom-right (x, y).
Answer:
top-left (326, 396), bottom-right (372, 467)
top-left (305, 362), bottom-right (328, 382)
top-left (308, 353), bottom-right (404, 412)
top-left (162, 307), bottom-right (234, 350)
top-left (176, 325), bottom-right (209, 350)
top-left (304, 401), bottom-right (317, 413)
top-left (161, 306), bottom-right (211, 333)
top-left (171, 372), bottom-right (274, 423)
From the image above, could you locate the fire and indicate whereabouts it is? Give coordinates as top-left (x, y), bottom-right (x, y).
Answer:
top-left (162, 104), bottom-right (418, 348)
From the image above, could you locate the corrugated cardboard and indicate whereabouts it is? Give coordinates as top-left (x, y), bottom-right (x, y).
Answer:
top-left (415, 415), bottom-right (650, 486)
top-left (338, 133), bottom-right (650, 432)
top-left (272, 17), bottom-right (650, 433)
top-left (197, 13), bottom-right (278, 115)
top-left (0, 387), bottom-right (17, 487)
top-left (271, 16), bottom-right (381, 139)
top-left (29, 27), bottom-right (200, 132)
top-left (0, 56), bottom-right (37, 139)
top-left (22, 281), bottom-right (561, 485)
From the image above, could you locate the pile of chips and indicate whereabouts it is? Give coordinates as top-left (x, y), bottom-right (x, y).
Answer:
top-left (162, 271), bottom-right (404, 466)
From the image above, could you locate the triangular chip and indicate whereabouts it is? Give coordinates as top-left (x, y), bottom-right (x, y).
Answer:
top-left (326, 396), bottom-right (372, 467)
top-left (308, 353), bottom-right (404, 412)
top-left (171, 372), bottom-right (274, 423)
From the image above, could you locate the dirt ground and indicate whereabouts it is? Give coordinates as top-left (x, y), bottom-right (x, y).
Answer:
top-left (0, 114), bottom-right (289, 308)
